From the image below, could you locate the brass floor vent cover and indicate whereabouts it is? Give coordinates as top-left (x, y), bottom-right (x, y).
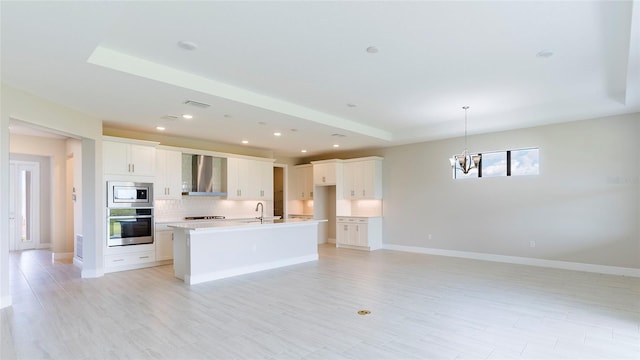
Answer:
top-left (357, 310), bottom-right (371, 315)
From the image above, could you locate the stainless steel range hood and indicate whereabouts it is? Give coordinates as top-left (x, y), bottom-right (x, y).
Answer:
top-left (182, 154), bottom-right (227, 196)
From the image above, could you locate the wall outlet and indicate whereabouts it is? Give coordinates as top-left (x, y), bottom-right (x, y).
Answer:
top-left (529, 240), bottom-right (536, 248)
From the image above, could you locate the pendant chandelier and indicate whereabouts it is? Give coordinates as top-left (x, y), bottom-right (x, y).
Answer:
top-left (449, 106), bottom-right (481, 174)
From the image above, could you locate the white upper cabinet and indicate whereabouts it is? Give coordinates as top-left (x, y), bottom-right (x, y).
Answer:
top-left (227, 157), bottom-right (273, 200)
top-left (292, 164), bottom-right (313, 200)
top-left (227, 157), bottom-right (250, 199)
top-left (343, 157), bottom-right (383, 199)
top-left (103, 137), bottom-right (157, 177)
top-left (253, 160), bottom-right (274, 200)
top-left (155, 148), bottom-right (182, 200)
top-left (312, 160), bottom-right (342, 186)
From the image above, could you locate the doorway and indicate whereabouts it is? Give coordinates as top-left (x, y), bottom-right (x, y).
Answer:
top-left (9, 160), bottom-right (40, 251)
top-left (273, 165), bottom-right (286, 219)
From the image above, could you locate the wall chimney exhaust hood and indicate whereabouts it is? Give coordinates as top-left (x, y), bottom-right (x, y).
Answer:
top-left (182, 154), bottom-right (227, 196)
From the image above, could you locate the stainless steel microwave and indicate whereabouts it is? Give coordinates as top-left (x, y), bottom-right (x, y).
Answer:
top-left (107, 181), bottom-right (153, 208)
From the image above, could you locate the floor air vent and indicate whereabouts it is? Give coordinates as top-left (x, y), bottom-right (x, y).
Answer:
top-left (75, 234), bottom-right (83, 259)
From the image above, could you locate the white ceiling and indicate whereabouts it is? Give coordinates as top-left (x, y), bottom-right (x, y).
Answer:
top-left (2, 1), bottom-right (639, 157)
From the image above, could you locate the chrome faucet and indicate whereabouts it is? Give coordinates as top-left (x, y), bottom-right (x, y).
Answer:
top-left (255, 202), bottom-right (264, 224)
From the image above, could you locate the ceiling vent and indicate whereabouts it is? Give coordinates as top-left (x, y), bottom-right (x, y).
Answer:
top-left (183, 100), bottom-right (211, 108)
top-left (161, 115), bottom-right (179, 120)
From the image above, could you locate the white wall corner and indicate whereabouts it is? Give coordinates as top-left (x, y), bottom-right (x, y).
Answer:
top-left (81, 268), bottom-right (103, 278)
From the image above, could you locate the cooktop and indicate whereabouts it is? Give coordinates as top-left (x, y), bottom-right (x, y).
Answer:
top-left (184, 216), bottom-right (226, 220)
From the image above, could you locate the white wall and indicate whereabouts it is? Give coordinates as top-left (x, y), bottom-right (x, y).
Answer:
top-left (67, 139), bottom-right (83, 253)
top-left (0, 103), bottom-right (10, 308)
top-left (381, 113), bottom-right (640, 269)
top-left (0, 84), bottom-right (104, 308)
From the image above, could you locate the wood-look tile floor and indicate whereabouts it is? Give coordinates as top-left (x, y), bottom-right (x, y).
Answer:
top-left (1, 245), bottom-right (639, 359)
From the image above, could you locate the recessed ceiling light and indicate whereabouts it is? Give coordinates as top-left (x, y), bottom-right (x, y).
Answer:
top-left (333, 144), bottom-right (340, 148)
top-left (177, 40), bottom-right (198, 51)
top-left (366, 46), bottom-right (379, 54)
top-left (347, 103), bottom-right (357, 108)
top-left (536, 50), bottom-right (554, 58)
top-left (182, 114), bottom-right (193, 119)
top-left (301, 149), bottom-right (307, 153)
top-left (156, 126), bottom-right (166, 131)
top-left (273, 132), bottom-right (282, 136)
top-left (241, 140), bottom-right (249, 144)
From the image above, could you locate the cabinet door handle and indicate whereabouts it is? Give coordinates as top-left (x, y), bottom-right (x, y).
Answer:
top-left (132, 164), bottom-right (135, 173)
top-left (344, 225), bottom-right (348, 231)
top-left (362, 190), bottom-right (366, 196)
top-left (139, 256), bottom-right (149, 259)
top-left (322, 176), bottom-right (326, 183)
top-left (114, 259), bottom-right (125, 262)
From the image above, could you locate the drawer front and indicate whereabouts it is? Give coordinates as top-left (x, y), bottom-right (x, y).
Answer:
top-left (337, 217), bottom-right (368, 224)
top-left (105, 251), bottom-right (156, 267)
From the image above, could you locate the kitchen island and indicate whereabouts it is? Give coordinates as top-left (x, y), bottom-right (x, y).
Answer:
top-left (168, 219), bottom-right (326, 285)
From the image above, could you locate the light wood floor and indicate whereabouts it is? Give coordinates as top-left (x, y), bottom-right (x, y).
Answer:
top-left (1, 245), bottom-right (639, 359)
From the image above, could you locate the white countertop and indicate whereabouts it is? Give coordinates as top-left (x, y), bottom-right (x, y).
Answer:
top-left (336, 215), bottom-right (383, 218)
top-left (167, 218), bottom-right (327, 232)
top-left (156, 216), bottom-right (281, 225)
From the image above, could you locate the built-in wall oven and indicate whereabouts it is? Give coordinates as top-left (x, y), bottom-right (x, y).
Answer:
top-left (107, 181), bottom-right (154, 247)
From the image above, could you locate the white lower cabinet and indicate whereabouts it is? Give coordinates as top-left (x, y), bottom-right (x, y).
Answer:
top-left (105, 251), bottom-right (156, 267)
top-left (155, 227), bottom-right (174, 261)
top-left (336, 217), bottom-right (382, 251)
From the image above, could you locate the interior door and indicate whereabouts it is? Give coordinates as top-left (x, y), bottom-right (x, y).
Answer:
top-left (9, 161), bottom-right (40, 251)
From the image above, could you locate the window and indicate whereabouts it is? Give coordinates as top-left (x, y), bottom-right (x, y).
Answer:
top-left (480, 151), bottom-right (507, 177)
top-left (453, 148), bottom-right (539, 179)
top-left (510, 148), bottom-right (540, 176)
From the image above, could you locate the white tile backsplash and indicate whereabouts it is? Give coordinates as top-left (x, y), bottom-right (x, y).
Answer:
top-left (155, 197), bottom-right (273, 222)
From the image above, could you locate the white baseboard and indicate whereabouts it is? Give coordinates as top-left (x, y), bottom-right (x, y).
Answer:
top-left (0, 295), bottom-right (12, 309)
top-left (36, 244), bottom-right (51, 250)
top-left (187, 254), bottom-right (319, 285)
top-left (81, 269), bottom-right (103, 278)
top-left (73, 257), bottom-right (83, 268)
top-left (52, 252), bottom-right (73, 261)
top-left (382, 244), bottom-right (640, 278)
